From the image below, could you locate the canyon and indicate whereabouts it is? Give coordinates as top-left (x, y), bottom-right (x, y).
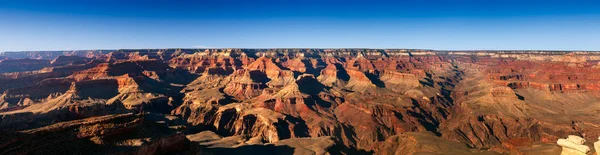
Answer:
top-left (1, 49), bottom-right (600, 154)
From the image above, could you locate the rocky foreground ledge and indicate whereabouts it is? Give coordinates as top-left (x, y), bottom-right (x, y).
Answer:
top-left (1, 49), bottom-right (600, 154)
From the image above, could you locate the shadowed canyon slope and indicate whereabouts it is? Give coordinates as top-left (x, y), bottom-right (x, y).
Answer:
top-left (1, 49), bottom-right (600, 154)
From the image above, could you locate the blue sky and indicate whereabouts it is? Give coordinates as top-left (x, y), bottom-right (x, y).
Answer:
top-left (1, 0), bottom-right (599, 51)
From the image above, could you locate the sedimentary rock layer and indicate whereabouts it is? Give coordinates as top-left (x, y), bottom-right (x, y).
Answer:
top-left (1, 49), bottom-right (600, 154)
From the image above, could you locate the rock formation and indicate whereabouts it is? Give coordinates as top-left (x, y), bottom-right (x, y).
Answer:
top-left (1, 49), bottom-right (600, 154)
top-left (595, 137), bottom-right (600, 155)
top-left (557, 135), bottom-right (590, 155)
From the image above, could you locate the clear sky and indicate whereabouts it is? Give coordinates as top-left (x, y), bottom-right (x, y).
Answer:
top-left (1, 0), bottom-right (599, 51)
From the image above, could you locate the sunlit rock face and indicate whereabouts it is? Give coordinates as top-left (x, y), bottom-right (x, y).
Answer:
top-left (556, 135), bottom-right (590, 155)
top-left (1, 49), bottom-right (600, 154)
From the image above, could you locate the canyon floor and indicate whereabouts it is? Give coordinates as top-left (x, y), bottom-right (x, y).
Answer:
top-left (1, 49), bottom-right (599, 155)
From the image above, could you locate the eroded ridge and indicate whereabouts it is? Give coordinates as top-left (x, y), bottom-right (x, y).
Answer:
top-left (1, 49), bottom-right (600, 154)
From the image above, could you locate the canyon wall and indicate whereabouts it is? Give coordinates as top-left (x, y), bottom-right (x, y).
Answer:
top-left (1, 49), bottom-right (600, 154)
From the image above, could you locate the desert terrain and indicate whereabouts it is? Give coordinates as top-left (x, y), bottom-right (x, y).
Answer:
top-left (1, 49), bottom-right (599, 154)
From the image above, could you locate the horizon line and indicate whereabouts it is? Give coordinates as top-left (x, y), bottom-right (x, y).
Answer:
top-left (3, 48), bottom-right (600, 53)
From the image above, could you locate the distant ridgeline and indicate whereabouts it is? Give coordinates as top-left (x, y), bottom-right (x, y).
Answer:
top-left (1, 48), bottom-right (599, 60)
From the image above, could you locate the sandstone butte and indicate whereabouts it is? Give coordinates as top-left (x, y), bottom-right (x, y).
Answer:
top-left (0, 49), bottom-right (600, 155)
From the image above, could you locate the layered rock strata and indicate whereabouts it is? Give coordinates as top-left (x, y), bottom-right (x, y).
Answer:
top-left (1, 49), bottom-right (600, 154)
